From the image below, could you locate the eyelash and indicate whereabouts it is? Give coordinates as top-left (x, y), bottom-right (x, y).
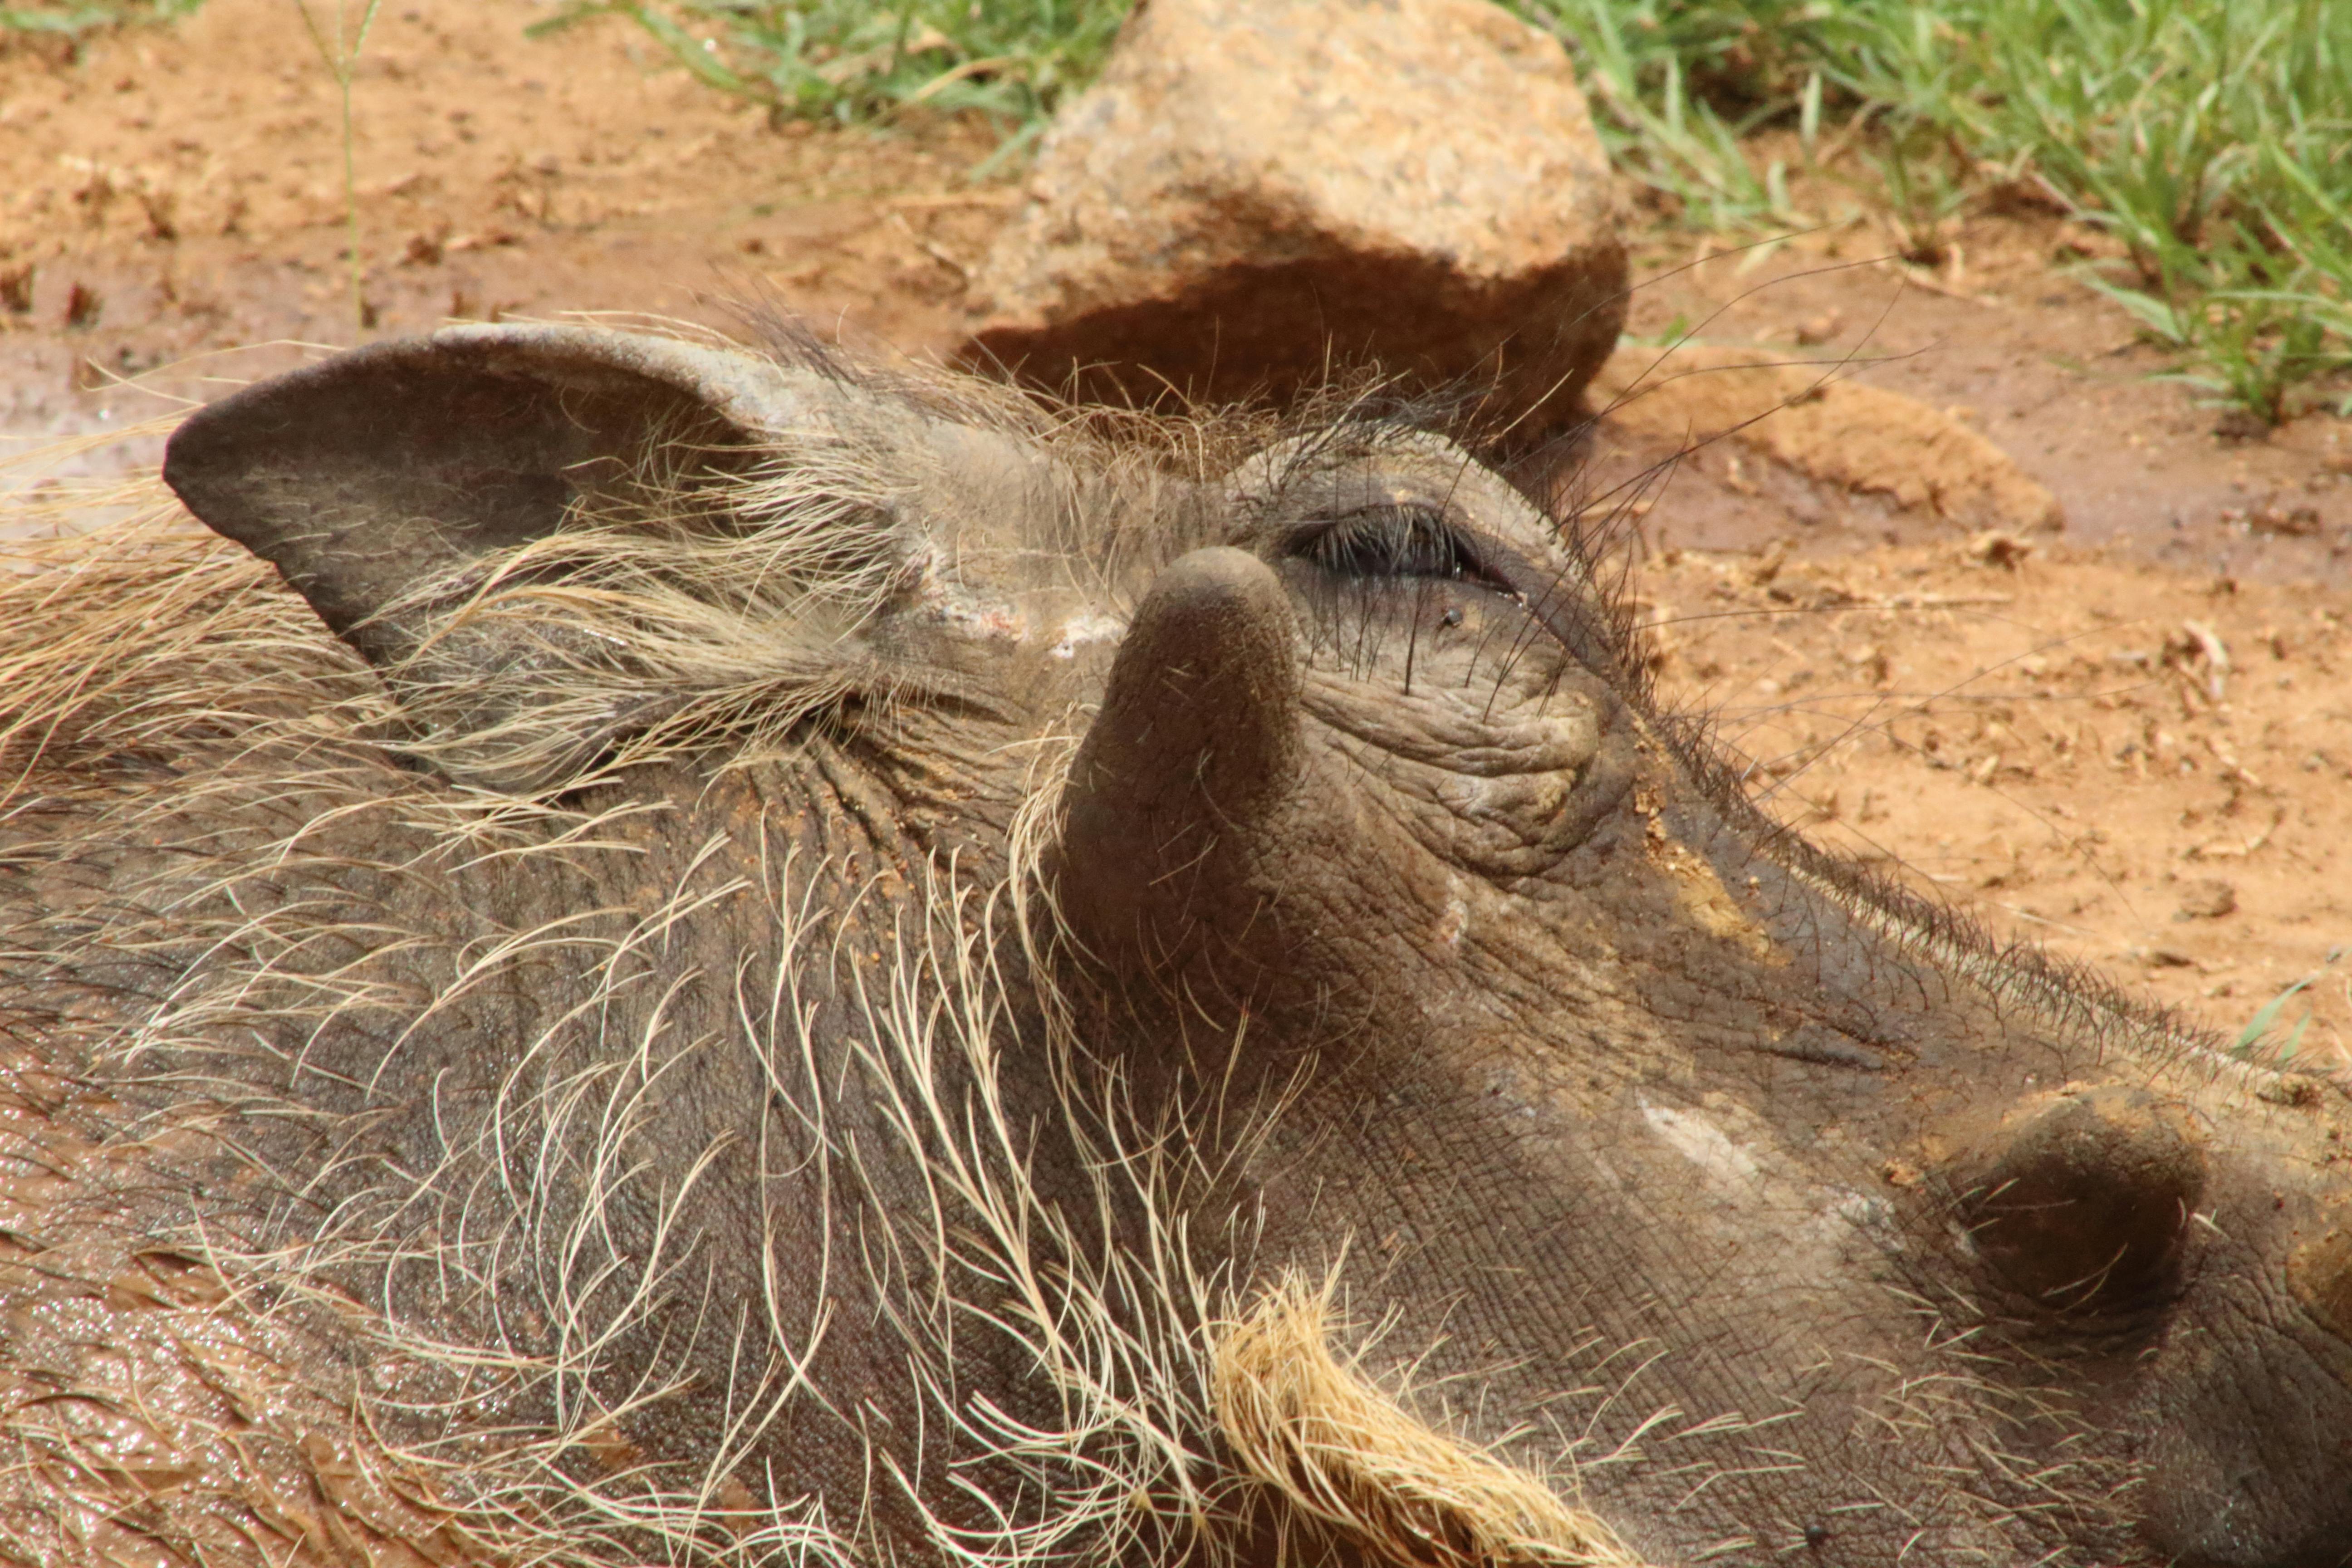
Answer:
top-left (1289, 505), bottom-right (1488, 582)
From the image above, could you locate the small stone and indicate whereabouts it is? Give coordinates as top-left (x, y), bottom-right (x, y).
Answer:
top-left (1965, 529), bottom-right (2033, 569)
top-left (2249, 503), bottom-right (2323, 538)
top-left (958, 0), bottom-right (1626, 436)
top-left (64, 281), bottom-right (101, 331)
top-left (2259, 1077), bottom-right (2323, 1108)
top-left (2212, 407), bottom-right (2271, 444)
top-left (2176, 878), bottom-right (2238, 921)
top-left (1841, 643), bottom-right (1889, 686)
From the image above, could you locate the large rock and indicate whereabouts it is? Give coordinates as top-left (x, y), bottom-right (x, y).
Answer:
top-left (958, 0), bottom-right (1627, 434)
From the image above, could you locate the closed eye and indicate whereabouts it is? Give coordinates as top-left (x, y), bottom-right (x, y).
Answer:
top-left (1286, 505), bottom-right (1513, 591)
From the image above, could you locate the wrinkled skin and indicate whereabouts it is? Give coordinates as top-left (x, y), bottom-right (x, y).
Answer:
top-left (2, 323), bottom-right (2348, 1568)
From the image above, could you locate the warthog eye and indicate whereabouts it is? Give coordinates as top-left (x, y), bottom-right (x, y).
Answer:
top-left (1289, 505), bottom-right (1508, 588)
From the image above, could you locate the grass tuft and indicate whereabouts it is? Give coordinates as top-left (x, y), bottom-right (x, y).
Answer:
top-left (0, 0), bottom-right (201, 34)
top-left (1514, 0), bottom-right (2352, 422)
top-left (529, 0), bottom-right (1127, 140)
top-left (2235, 946), bottom-right (2347, 1064)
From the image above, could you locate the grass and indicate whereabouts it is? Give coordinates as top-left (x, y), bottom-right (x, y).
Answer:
top-left (1522, 0), bottom-right (2352, 423)
top-left (529, 0), bottom-right (1127, 151)
top-left (290, 0), bottom-right (385, 338)
top-left (0, 0), bottom-right (201, 32)
top-left (2236, 946), bottom-right (2346, 1064)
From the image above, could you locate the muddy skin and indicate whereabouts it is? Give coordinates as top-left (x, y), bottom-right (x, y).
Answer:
top-left (0, 323), bottom-right (2346, 1568)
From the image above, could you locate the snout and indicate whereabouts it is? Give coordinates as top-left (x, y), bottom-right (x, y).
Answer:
top-left (2131, 1203), bottom-right (2352, 1567)
top-left (1947, 1079), bottom-right (2352, 1566)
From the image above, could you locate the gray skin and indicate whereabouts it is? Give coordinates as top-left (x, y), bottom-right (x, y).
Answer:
top-left (6, 323), bottom-right (2350, 1568)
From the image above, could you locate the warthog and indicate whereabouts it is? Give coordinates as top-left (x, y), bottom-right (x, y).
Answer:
top-left (0, 322), bottom-right (2345, 1568)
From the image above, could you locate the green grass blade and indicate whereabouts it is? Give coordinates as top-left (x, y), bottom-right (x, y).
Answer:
top-left (2239, 976), bottom-right (2317, 1053)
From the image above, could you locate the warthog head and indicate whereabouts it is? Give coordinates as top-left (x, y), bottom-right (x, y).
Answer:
top-left (1, 323), bottom-right (2345, 1568)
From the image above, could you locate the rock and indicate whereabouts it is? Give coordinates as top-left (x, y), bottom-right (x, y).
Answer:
top-left (1593, 343), bottom-right (2067, 533)
top-left (957, 0), bottom-right (1627, 435)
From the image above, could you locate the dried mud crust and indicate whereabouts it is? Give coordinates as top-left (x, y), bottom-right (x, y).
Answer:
top-left (1591, 340), bottom-right (2063, 535)
top-left (1645, 541), bottom-right (2352, 1063)
top-left (1596, 211), bottom-right (2352, 582)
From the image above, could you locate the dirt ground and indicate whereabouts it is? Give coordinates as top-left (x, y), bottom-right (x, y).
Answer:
top-left (1641, 542), bottom-right (2352, 1061)
top-left (3, 0), bottom-right (2348, 1059)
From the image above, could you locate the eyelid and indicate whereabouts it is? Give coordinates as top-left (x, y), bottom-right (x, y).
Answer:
top-left (1284, 505), bottom-right (1521, 596)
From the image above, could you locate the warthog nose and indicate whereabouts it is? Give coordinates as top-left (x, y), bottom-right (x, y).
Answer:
top-left (1960, 1084), bottom-right (2207, 1309)
top-left (2288, 1226), bottom-right (2352, 1342)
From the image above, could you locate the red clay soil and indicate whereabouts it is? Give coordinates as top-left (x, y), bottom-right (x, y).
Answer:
top-left (1591, 219), bottom-right (2352, 584)
top-left (1643, 542), bottom-right (2352, 1062)
top-left (3, 0), bottom-right (2348, 1059)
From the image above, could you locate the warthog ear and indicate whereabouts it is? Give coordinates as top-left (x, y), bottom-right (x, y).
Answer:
top-left (166, 324), bottom-right (808, 668)
top-left (163, 324), bottom-right (921, 792)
